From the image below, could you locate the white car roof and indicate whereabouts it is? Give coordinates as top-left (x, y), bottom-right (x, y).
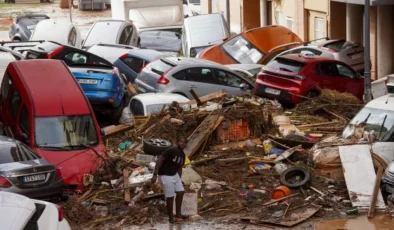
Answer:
top-left (365, 94), bottom-right (394, 111)
top-left (30, 19), bottom-right (73, 43)
top-left (226, 64), bottom-right (264, 71)
top-left (0, 192), bottom-right (36, 230)
top-left (132, 93), bottom-right (189, 106)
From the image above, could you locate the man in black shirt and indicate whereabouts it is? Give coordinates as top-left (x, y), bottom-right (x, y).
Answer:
top-left (151, 137), bottom-right (188, 223)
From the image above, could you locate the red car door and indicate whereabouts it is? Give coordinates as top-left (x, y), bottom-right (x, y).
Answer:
top-left (5, 88), bottom-right (23, 140)
top-left (315, 62), bottom-right (340, 90)
top-left (333, 62), bottom-right (364, 100)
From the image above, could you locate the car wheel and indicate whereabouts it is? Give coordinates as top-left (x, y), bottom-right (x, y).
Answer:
top-left (110, 98), bottom-right (125, 124)
top-left (143, 138), bottom-right (172, 156)
top-left (280, 166), bottom-right (311, 189)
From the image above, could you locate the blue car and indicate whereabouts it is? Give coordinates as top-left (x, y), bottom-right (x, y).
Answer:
top-left (87, 44), bottom-right (168, 83)
top-left (69, 64), bottom-right (127, 122)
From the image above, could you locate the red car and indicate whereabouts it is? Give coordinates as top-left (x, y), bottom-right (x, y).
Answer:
top-left (255, 53), bottom-right (364, 103)
top-left (0, 59), bottom-right (107, 195)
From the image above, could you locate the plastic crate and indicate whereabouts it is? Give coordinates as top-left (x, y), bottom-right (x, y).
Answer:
top-left (79, 0), bottom-right (105, 11)
top-left (216, 119), bottom-right (251, 142)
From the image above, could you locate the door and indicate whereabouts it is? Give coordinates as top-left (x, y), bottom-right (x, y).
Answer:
top-left (212, 68), bottom-right (252, 96)
top-left (315, 62), bottom-right (338, 90)
top-left (5, 88), bottom-right (22, 139)
top-left (333, 62), bottom-right (364, 98)
top-left (241, 0), bottom-right (260, 32)
top-left (308, 11), bottom-right (326, 41)
top-left (172, 68), bottom-right (216, 98)
top-left (119, 56), bottom-right (146, 82)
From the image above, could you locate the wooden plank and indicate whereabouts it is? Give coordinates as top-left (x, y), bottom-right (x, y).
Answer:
top-left (269, 135), bottom-right (315, 149)
top-left (184, 115), bottom-right (224, 158)
top-left (262, 193), bottom-right (299, 206)
top-left (297, 121), bottom-right (339, 128)
top-left (189, 89), bottom-right (202, 106)
top-left (210, 138), bottom-right (262, 151)
top-left (183, 91), bottom-right (226, 105)
top-left (339, 145), bottom-right (385, 209)
top-left (103, 123), bottom-right (134, 139)
top-left (368, 166), bottom-right (384, 219)
top-left (123, 169), bottom-right (131, 202)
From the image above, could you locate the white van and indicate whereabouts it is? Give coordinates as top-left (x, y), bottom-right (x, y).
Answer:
top-left (111, 0), bottom-right (183, 33)
top-left (29, 19), bottom-right (82, 48)
top-left (182, 13), bottom-right (229, 57)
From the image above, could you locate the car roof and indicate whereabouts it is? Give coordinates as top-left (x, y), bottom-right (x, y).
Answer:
top-left (163, 56), bottom-right (226, 68)
top-left (279, 53), bottom-right (339, 63)
top-left (0, 191), bottom-right (36, 230)
top-left (132, 93), bottom-right (189, 106)
top-left (226, 64), bottom-right (264, 71)
top-left (127, 49), bottom-right (166, 61)
top-left (12, 60), bottom-right (91, 116)
top-left (88, 44), bottom-right (136, 63)
top-left (365, 94), bottom-right (394, 111)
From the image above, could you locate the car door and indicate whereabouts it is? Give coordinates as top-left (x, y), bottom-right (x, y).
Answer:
top-left (172, 67), bottom-right (216, 98)
top-left (5, 88), bottom-right (22, 139)
top-left (333, 62), bottom-right (364, 99)
top-left (315, 62), bottom-right (339, 90)
top-left (118, 55), bottom-right (145, 83)
top-left (0, 73), bottom-right (13, 135)
top-left (212, 68), bottom-right (252, 96)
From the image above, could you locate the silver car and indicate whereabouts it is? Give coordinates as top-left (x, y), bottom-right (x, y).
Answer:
top-left (135, 57), bottom-right (254, 98)
top-left (276, 39), bottom-right (364, 74)
top-left (0, 136), bottom-right (63, 200)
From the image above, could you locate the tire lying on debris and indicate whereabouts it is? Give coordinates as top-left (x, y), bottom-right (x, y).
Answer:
top-left (280, 166), bottom-right (312, 189)
top-left (143, 138), bottom-right (172, 156)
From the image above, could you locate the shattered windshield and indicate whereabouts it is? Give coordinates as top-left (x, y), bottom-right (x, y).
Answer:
top-left (342, 107), bottom-right (394, 141)
top-left (35, 115), bottom-right (98, 149)
top-left (222, 35), bottom-right (264, 64)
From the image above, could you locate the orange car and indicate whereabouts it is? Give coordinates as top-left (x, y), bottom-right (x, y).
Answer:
top-left (197, 25), bottom-right (303, 65)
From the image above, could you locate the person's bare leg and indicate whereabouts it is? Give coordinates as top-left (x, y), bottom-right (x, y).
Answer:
top-left (166, 197), bottom-right (175, 223)
top-left (175, 191), bottom-right (184, 218)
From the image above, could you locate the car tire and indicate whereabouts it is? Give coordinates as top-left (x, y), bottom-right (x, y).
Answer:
top-left (143, 138), bottom-right (172, 156)
top-left (280, 166), bottom-right (311, 189)
top-left (110, 98), bottom-right (125, 124)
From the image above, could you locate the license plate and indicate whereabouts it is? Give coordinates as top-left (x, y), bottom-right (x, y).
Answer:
top-left (78, 79), bottom-right (98, 84)
top-left (350, 53), bottom-right (362, 60)
top-left (23, 174), bottom-right (45, 183)
top-left (265, 87), bottom-right (280, 95)
top-left (137, 86), bottom-right (146, 93)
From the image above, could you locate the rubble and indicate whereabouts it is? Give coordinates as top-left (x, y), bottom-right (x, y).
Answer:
top-left (62, 89), bottom-right (386, 229)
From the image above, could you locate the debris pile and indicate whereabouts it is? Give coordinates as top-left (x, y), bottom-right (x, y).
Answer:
top-left (63, 90), bottom-right (389, 228)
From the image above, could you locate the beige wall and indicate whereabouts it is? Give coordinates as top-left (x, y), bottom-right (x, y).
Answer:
top-left (305, 0), bottom-right (329, 13)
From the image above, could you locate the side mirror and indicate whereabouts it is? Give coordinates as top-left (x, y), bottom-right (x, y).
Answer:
top-left (223, 37), bottom-right (229, 42)
top-left (240, 83), bottom-right (248, 91)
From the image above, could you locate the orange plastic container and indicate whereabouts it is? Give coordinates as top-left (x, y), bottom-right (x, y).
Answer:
top-left (271, 185), bottom-right (291, 199)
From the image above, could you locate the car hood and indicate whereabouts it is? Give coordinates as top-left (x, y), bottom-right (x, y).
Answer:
top-left (35, 145), bottom-right (106, 185)
top-left (0, 159), bottom-right (49, 173)
top-left (0, 192), bottom-right (35, 230)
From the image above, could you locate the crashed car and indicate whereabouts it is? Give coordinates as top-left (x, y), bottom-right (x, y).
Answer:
top-left (197, 25), bottom-right (302, 65)
top-left (69, 64), bottom-right (127, 122)
top-left (0, 136), bottom-right (63, 200)
top-left (0, 60), bottom-right (107, 195)
top-left (9, 14), bottom-right (50, 42)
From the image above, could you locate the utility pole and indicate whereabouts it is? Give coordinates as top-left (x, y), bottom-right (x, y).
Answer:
top-left (363, 0), bottom-right (371, 103)
top-left (69, 0), bottom-right (73, 23)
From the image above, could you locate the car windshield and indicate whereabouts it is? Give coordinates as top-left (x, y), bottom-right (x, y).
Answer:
top-left (266, 57), bottom-right (306, 73)
top-left (0, 141), bottom-right (40, 164)
top-left (139, 31), bottom-right (182, 52)
top-left (221, 35), bottom-right (264, 64)
top-left (342, 107), bottom-right (394, 141)
top-left (323, 40), bottom-right (359, 52)
top-left (35, 115), bottom-right (98, 149)
top-left (146, 104), bottom-right (169, 115)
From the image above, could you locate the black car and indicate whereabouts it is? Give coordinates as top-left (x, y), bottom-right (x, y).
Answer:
top-left (24, 41), bottom-right (114, 66)
top-left (9, 14), bottom-right (50, 42)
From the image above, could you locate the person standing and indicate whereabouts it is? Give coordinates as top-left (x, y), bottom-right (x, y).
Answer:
top-left (151, 137), bottom-right (188, 223)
